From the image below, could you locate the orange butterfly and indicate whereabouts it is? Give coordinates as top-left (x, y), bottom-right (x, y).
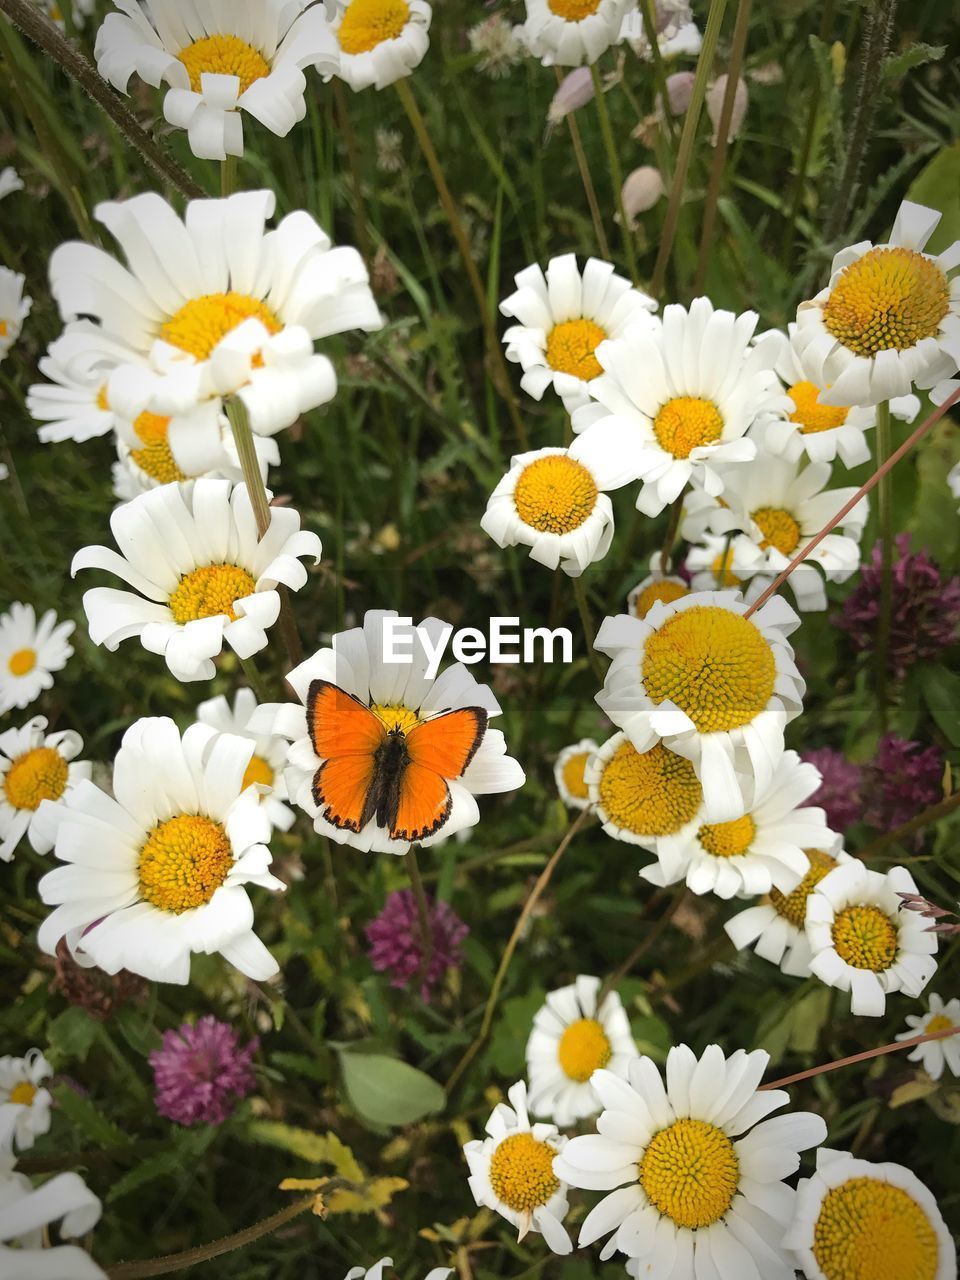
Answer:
top-left (306, 679), bottom-right (488, 843)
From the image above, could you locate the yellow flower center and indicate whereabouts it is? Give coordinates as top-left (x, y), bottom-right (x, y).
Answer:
top-left (812, 1176), bottom-right (940, 1280)
top-left (639, 1118), bottom-right (739, 1230)
top-left (242, 754), bottom-right (275, 791)
top-left (96, 384), bottom-right (110, 412)
top-left (339, 0), bottom-right (410, 54)
top-left (168, 564), bottom-right (257, 625)
top-left (560, 750), bottom-right (591, 800)
top-left (7, 647), bottom-right (37, 677)
top-left (598, 740), bottom-right (702, 837)
top-left (129, 410), bottom-right (186, 485)
top-left (752, 506), bottom-right (802, 557)
top-left (138, 814), bottom-right (233, 914)
top-left (633, 579), bottom-right (690, 619)
top-left (544, 317), bottom-right (607, 381)
top-left (4, 746), bottom-right (69, 812)
top-left (822, 246), bottom-right (949, 359)
top-left (641, 606), bottom-right (777, 734)
top-left (831, 904), bottom-right (899, 972)
top-left (926, 1013), bottom-right (953, 1035)
top-left (787, 380), bottom-right (850, 434)
top-left (9, 1081), bottom-right (37, 1106)
top-left (369, 703), bottom-right (421, 735)
top-left (557, 1017), bottom-right (612, 1082)
top-left (698, 813), bottom-right (756, 857)
top-left (653, 397), bottom-right (724, 460)
top-left (160, 292), bottom-right (281, 363)
top-left (513, 454), bottom-right (599, 535)
top-left (488, 1132), bottom-right (560, 1213)
top-left (769, 848), bottom-right (838, 927)
top-left (0, 320), bottom-right (8, 338)
top-left (177, 34), bottom-right (270, 95)
top-left (711, 547), bottom-right (741, 587)
top-left (548, 0), bottom-right (603, 18)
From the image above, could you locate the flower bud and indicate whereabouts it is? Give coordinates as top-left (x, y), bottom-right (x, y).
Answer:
top-left (547, 66), bottom-right (595, 129)
top-left (665, 70), bottom-right (695, 115)
top-left (621, 166), bottom-right (664, 227)
top-left (706, 74), bottom-right (748, 145)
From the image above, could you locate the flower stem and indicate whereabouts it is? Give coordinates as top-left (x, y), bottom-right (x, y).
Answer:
top-left (639, 0), bottom-right (676, 142)
top-left (555, 67), bottom-right (610, 260)
top-left (599, 883), bottom-right (687, 1003)
top-left (858, 789), bottom-right (960, 860)
top-left (590, 63), bottom-right (638, 283)
top-left (874, 399), bottom-right (893, 732)
top-left (573, 576), bottom-right (605, 685)
top-left (760, 1024), bottom-right (960, 1093)
top-left (659, 490), bottom-right (686, 569)
top-left (220, 154), bottom-right (238, 198)
top-left (239, 654), bottom-right (269, 704)
top-left (406, 845), bottom-right (434, 994)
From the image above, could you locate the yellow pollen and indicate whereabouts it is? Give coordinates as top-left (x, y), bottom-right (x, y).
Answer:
top-left (560, 751), bottom-right (591, 800)
top-left (752, 506), bottom-right (802, 556)
top-left (926, 1013), bottom-right (953, 1035)
top-left (160, 292), bottom-right (281, 363)
top-left (339, 0), bottom-right (410, 54)
top-left (513, 454), bottom-right (598, 535)
top-left (177, 34), bottom-right (270, 95)
top-left (653, 396), bottom-right (724, 460)
top-left (641, 606), bottom-right (776, 734)
top-left (242, 754), bottom-right (274, 791)
top-left (633, 580), bottom-right (690, 619)
top-left (823, 246), bottom-right (949, 359)
top-left (769, 848), bottom-right (838, 927)
top-left (7, 647), bottom-right (37, 677)
top-left (788, 380), bottom-right (850, 434)
top-left (369, 703), bottom-right (421, 735)
top-left (639, 1118), bottom-right (739, 1229)
top-left (598, 740), bottom-right (702, 837)
top-left (698, 813), bottom-right (756, 857)
top-left (96, 384), bottom-right (110, 412)
top-left (812, 1176), bottom-right (939, 1280)
top-left (544, 317), bottom-right (607, 380)
top-left (0, 321), bottom-right (8, 338)
top-left (557, 1017), bottom-right (611, 1082)
top-left (711, 548), bottom-right (741, 587)
top-left (831, 904), bottom-right (899, 972)
top-left (9, 1081), bottom-right (37, 1107)
top-left (168, 564), bottom-right (257, 625)
top-left (130, 411), bottom-right (186, 484)
top-left (488, 1132), bottom-right (560, 1213)
top-left (138, 814), bottom-right (233, 914)
top-left (4, 746), bottom-right (68, 812)
top-left (548, 0), bottom-right (603, 17)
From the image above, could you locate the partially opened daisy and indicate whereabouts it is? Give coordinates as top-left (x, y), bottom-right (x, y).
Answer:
top-left (896, 994), bottom-right (960, 1081)
top-left (805, 862), bottom-right (938, 1016)
top-left (0, 1050), bottom-right (53, 1152)
top-left (0, 603), bottom-right (74, 716)
top-left (626, 555), bottom-right (689, 619)
top-left (586, 731), bottom-right (703, 848)
top-left (553, 738), bottom-right (598, 810)
top-left (571, 298), bottom-right (789, 516)
top-left (0, 1163), bottom-right (105, 1279)
top-left (72, 479), bottom-right (321, 683)
top-left (526, 975), bottom-right (637, 1125)
top-left (594, 590), bottom-right (804, 821)
top-left (196, 688), bottom-right (294, 832)
top-left (783, 1148), bottom-right (955, 1280)
top-left (464, 1080), bottom-right (572, 1254)
top-left (500, 254), bottom-right (656, 412)
top-left (0, 268), bottom-right (30, 363)
top-left (554, 1043), bottom-right (827, 1274)
top-left (37, 716), bottom-right (285, 984)
top-left (315, 0), bottom-right (433, 91)
top-left (516, 0), bottom-right (630, 67)
top-left (0, 717), bottom-right (90, 863)
top-left (795, 199), bottom-right (960, 405)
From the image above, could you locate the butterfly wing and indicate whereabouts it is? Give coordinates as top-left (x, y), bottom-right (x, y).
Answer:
top-left (387, 707), bottom-right (488, 842)
top-left (313, 754), bottom-right (379, 833)
top-left (307, 680), bottom-right (386, 832)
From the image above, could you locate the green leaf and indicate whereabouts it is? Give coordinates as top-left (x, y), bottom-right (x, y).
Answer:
top-left (337, 1051), bottom-right (446, 1129)
top-left (882, 43), bottom-right (946, 82)
top-left (51, 1084), bottom-right (126, 1149)
top-left (486, 989), bottom-right (546, 1077)
top-left (907, 144), bottom-right (960, 257)
top-left (46, 1007), bottom-right (98, 1063)
top-left (918, 665), bottom-right (960, 747)
top-left (107, 1129), bottom-right (215, 1203)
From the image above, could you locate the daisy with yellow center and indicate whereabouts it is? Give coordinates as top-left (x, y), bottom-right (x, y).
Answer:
top-left (0, 1050), bottom-right (53, 1153)
top-left (595, 589), bottom-right (804, 822)
top-left (0, 716), bottom-right (91, 864)
top-left (586, 732), bottom-right (703, 847)
top-left (0, 602), bottom-right (74, 717)
top-left (805, 862), bottom-right (938, 1016)
top-left (526, 975), bottom-right (637, 1125)
top-left (626, 555), bottom-right (690, 619)
top-left (555, 1043), bottom-right (826, 1275)
top-left (795, 199), bottom-right (960, 406)
top-left (784, 1149), bottom-right (955, 1280)
top-left (464, 1081), bottom-right (572, 1254)
top-left (72, 478), bottom-right (321, 683)
top-left (895, 994), bottom-right (960, 1082)
top-left (195, 688), bottom-right (294, 834)
top-left (516, 0), bottom-right (631, 66)
top-left (0, 267), bottom-right (30, 364)
top-left (500, 253), bottom-right (656, 411)
top-left (685, 532), bottom-right (765, 594)
top-left (553, 738), bottom-right (598, 810)
top-left (37, 716), bottom-right (286, 985)
top-left (315, 0), bottom-right (432, 91)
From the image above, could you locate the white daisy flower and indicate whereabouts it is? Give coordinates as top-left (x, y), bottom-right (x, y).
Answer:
top-left (626, 554), bottom-right (690, 619)
top-left (95, 0), bottom-right (333, 161)
top-left (29, 323), bottom-right (145, 445)
top-left (0, 1050), bottom-right (53, 1153)
top-left (795, 199), bottom-right (960, 406)
top-left (464, 1080), bottom-right (572, 1254)
top-left (36, 0), bottom-right (97, 29)
top-left (72, 478), bottom-right (321, 683)
top-left (594, 589), bottom-right (804, 822)
top-left (516, 0), bottom-right (630, 68)
top-left (553, 738), bottom-right (598, 810)
top-left (0, 602), bottom-right (74, 716)
top-left (49, 190), bottom-right (382, 473)
top-left (526, 975), bottom-right (637, 1125)
top-left (586, 731), bottom-right (703, 848)
top-left (619, 1), bottom-right (701, 61)
top-left (500, 254), bottom-right (656, 412)
top-left (805, 862), bottom-right (939, 1016)
top-left (195, 687), bottom-right (295, 833)
top-left (572, 298), bottom-right (790, 516)
top-left (0, 1162), bottom-right (105, 1279)
top-left (685, 532), bottom-right (765, 595)
top-left (724, 844), bottom-right (855, 977)
top-left (344, 1260), bottom-right (451, 1280)
top-left (0, 268), bottom-right (31, 363)
top-left (37, 715), bottom-right (286, 984)
top-left (641, 749), bottom-right (837, 901)
top-left (250, 610), bottom-right (525, 855)
top-left (783, 1148), bottom-right (955, 1280)
top-left (0, 717), bottom-right (91, 863)
top-left (0, 167), bottom-right (23, 201)
top-left (554, 1043), bottom-right (827, 1274)
top-left (896, 994), bottom-right (960, 1081)
top-left (316, 0), bottom-right (432, 93)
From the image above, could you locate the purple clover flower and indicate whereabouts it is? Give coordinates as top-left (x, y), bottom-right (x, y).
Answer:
top-left (150, 1016), bottom-right (257, 1126)
top-left (801, 747), bottom-right (864, 834)
top-left (365, 890), bottom-right (469, 1002)
top-left (864, 735), bottom-right (943, 848)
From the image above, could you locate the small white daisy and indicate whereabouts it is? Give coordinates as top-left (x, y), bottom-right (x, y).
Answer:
top-left (586, 731), bottom-right (703, 848)
top-left (0, 168), bottom-right (23, 201)
top-left (72, 478), bottom-right (321, 683)
top-left (783, 1148), bottom-right (955, 1280)
top-left (685, 532), bottom-right (765, 594)
top-left (195, 687), bottom-right (295, 832)
top-left (526, 975), bottom-right (637, 1125)
top-left (29, 323), bottom-right (145, 445)
top-left (0, 268), bottom-right (31, 363)
top-left (553, 738), bottom-right (598, 810)
top-left (0, 1050), bottom-right (53, 1153)
top-left (0, 717), bottom-right (91, 863)
top-left (896, 994), bottom-right (960, 1081)
top-left (516, 0), bottom-right (630, 68)
top-left (464, 1080), bottom-right (572, 1254)
top-left (554, 1043), bottom-right (826, 1274)
top-left (795, 199), bottom-right (960, 405)
top-left (344, 1260), bottom-right (451, 1280)
top-left (626, 554), bottom-right (690, 619)
top-left (0, 602), bottom-right (74, 716)
top-left (500, 253), bottom-right (656, 412)
top-left (0, 1162), bottom-right (105, 1279)
top-left (37, 715), bottom-right (286, 985)
top-left (315, 0), bottom-right (432, 92)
